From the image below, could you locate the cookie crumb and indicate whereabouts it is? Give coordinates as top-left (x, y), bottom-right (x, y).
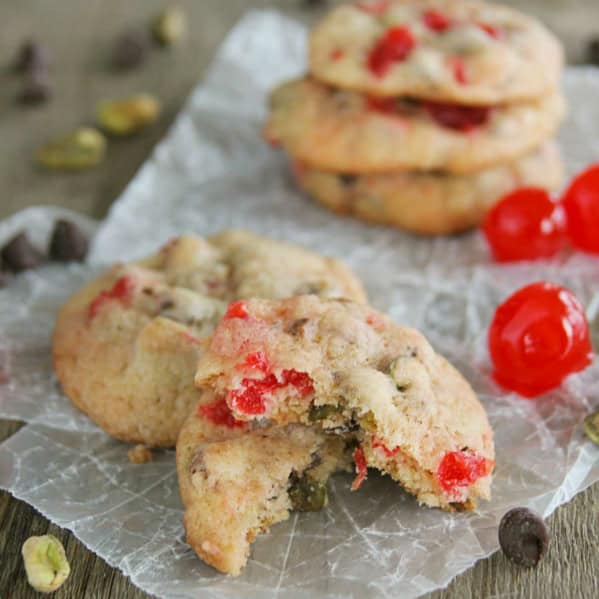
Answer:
top-left (128, 444), bottom-right (153, 464)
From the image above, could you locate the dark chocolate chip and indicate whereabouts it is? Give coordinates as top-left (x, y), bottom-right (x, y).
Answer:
top-left (498, 508), bottom-right (549, 567)
top-left (14, 40), bottom-right (51, 73)
top-left (338, 174), bottom-right (358, 187)
top-left (48, 220), bottom-right (89, 262)
top-left (16, 73), bottom-right (52, 106)
top-left (111, 30), bottom-right (148, 70)
top-left (1, 232), bottom-right (44, 273)
top-left (585, 38), bottom-right (599, 66)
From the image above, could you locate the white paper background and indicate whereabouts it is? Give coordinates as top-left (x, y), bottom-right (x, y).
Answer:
top-left (1, 11), bottom-right (598, 599)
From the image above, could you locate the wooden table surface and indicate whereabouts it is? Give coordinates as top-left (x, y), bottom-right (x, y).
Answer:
top-left (1, 1), bottom-right (598, 597)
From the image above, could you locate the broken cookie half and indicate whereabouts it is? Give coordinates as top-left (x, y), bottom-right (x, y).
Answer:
top-left (177, 409), bottom-right (352, 576)
top-left (195, 295), bottom-right (495, 512)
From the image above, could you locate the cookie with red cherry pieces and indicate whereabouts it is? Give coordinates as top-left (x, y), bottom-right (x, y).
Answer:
top-left (194, 295), bottom-right (495, 511)
top-left (177, 422), bottom-right (353, 576)
top-left (265, 77), bottom-right (565, 175)
top-left (53, 231), bottom-right (367, 448)
top-left (292, 142), bottom-right (563, 235)
top-left (309, 0), bottom-right (563, 105)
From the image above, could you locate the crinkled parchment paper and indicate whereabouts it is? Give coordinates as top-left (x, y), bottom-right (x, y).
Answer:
top-left (1, 11), bottom-right (599, 599)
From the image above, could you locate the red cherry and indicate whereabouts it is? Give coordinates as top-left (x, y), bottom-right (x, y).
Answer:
top-left (367, 26), bottom-right (416, 78)
top-left (366, 95), bottom-right (398, 115)
top-left (371, 435), bottom-right (401, 457)
top-left (423, 10), bottom-right (453, 32)
top-left (437, 451), bottom-right (493, 495)
top-left (228, 367), bottom-right (313, 416)
top-left (561, 163), bottom-right (599, 254)
top-left (198, 397), bottom-right (246, 428)
top-left (87, 275), bottom-right (135, 319)
top-left (223, 300), bottom-right (249, 320)
top-left (351, 447), bottom-right (368, 490)
top-left (449, 56), bottom-right (468, 85)
top-left (477, 22), bottom-right (501, 39)
top-left (424, 100), bottom-right (490, 132)
top-left (482, 187), bottom-right (566, 262)
top-left (489, 282), bottom-right (593, 397)
top-left (356, 1), bottom-right (389, 15)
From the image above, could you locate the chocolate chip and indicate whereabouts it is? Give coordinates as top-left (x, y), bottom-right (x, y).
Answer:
top-left (16, 73), bottom-right (52, 106)
top-left (1, 232), bottom-right (44, 273)
top-left (48, 220), bottom-right (89, 262)
top-left (585, 38), bottom-right (599, 66)
top-left (338, 174), bottom-right (358, 187)
top-left (583, 410), bottom-right (599, 445)
top-left (111, 30), bottom-right (148, 70)
top-left (498, 508), bottom-right (549, 567)
top-left (14, 40), bottom-right (51, 73)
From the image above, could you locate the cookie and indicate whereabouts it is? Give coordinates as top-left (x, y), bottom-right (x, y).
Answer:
top-left (177, 421), bottom-right (352, 575)
top-left (309, 0), bottom-right (563, 104)
top-left (53, 231), bottom-right (367, 448)
top-left (194, 295), bottom-right (495, 511)
top-left (265, 77), bottom-right (566, 174)
top-left (292, 142), bottom-right (563, 235)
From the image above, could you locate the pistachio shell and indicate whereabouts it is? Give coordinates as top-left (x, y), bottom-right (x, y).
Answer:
top-left (583, 411), bottom-right (599, 445)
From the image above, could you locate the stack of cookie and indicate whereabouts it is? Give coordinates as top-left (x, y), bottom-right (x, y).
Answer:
top-left (53, 231), bottom-right (495, 576)
top-left (265, 0), bottom-right (566, 235)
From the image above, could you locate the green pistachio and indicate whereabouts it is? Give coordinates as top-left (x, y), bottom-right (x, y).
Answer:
top-left (37, 127), bottom-right (106, 170)
top-left (152, 6), bottom-right (187, 46)
top-left (97, 94), bottom-right (161, 136)
top-left (583, 411), bottom-right (599, 445)
top-left (22, 534), bottom-right (70, 593)
top-left (288, 475), bottom-right (328, 512)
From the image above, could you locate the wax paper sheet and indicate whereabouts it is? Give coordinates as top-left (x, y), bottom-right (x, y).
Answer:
top-left (1, 10), bottom-right (599, 599)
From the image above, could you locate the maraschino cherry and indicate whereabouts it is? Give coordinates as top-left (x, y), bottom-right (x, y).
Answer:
top-left (561, 163), bottom-right (599, 254)
top-left (483, 187), bottom-right (565, 262)
top-left (488, 282), bottom-right (593, 397)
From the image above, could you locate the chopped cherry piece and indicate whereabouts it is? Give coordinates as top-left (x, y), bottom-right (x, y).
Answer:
top-left (424, 101), bottom-right (490, 132)
top-left (351, 447), bottom-right (368, 490)
top-left (87, 276), bottom-right (135, 319)
top-left (228, 367), bottom-right (314, 416)
top-left (477, 22), bottom-right (501, 39)
top-left (561, 163), bottom-right (599, 254)
top-left (198, 397), bottom-right (245, 428)
top-left (437, 450), bottom-right (492, 494)
top-left (330, 48), bottom-right (344, 61)
top-left (371, 435), bottom-right (401, 457)
top-left (240, 351), bottom-right (270, 373)
top-left (367, 26), bottom-right (416, 78)
top-left (366, 95), bottom-right (398, 115)
top-left (450, 56), bottom-right (468, 85)
top-left (181, 331), bottom-right (201, 345)
top-left (423, 10), bottom-right (453, 32)
top-left (489, 282), bottom-right (593, 397)
top-left (483, 187), bottom-right (566, 262)
top-left (356, 0), bottom-right (389, 14)
top-left (223, 300), bottom-right (249, 320)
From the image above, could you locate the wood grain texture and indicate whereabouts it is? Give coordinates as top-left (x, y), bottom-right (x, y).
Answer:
top-left (1, 1), bottom-right (598, 598)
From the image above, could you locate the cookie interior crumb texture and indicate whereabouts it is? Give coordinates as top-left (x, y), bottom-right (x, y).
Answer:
top-left (195, 295), bottom-right (495, 512)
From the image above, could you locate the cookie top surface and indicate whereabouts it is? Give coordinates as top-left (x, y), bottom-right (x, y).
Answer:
top-left (177, 422), bottom-right (351, 575)
top-left (195, 295), bottom-right (494, 509)
top-left (295, 142), bottom-right (563, 235)
top-left (266, 77), bottom-right (565, 174)
top-left (309, 0), bottom-right (563, 104)
top-left (53, 231), bottom-right (367, 447)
